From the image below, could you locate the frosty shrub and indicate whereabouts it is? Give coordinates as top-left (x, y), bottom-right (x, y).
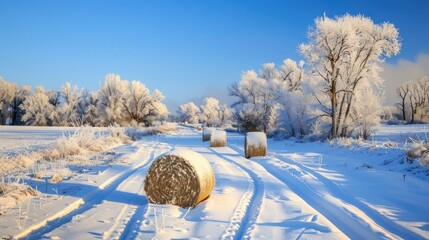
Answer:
top-left (406, 140), bottom-right (429, 165)
top-left (0, 127), bottom-right (131, 174)
top-left (0, 181), bottom-right (38, 215)
top-left (125, 123), bottom-right (178, 140)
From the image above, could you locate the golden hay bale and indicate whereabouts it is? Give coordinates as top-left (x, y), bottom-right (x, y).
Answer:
top-left (245, 132), bottom-right (267, 159)
top-left (144, 149), bottom-right (215, 208)
top-left (202, 127), bottom-right (212, 142)
top-left (210, 130), bottom-right (227, 147)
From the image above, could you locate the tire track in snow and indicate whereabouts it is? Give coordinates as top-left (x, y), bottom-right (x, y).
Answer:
top-left (119, 142), bottom-right (173, 240)
top-left (252, 154), bottom-right (400, 240)
top-left (273, 154), bottom-right (425, 240)
top-left (207, 147), bottom-right (264, 240)
top-left (21, 142), bottom-right (161, 240)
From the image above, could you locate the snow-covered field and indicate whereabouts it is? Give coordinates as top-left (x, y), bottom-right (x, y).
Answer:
top-left (1, 124), bottom-right (429, 239)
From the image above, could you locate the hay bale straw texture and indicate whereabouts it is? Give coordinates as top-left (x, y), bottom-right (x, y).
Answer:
top-left (144, 149), bottom-right (215, 208)
top-left (202, 127), bottom-right (212, 142)
top-left (245, 132), bottom-right (267, 158)
top-left (210, 130), bottom-right (227, 147)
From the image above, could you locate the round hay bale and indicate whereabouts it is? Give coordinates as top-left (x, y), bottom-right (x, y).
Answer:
top-left (144, 149), bottom-right (215, 208)
top-left (245, 132), bottom-right (267, 159)
top-left (202, 127), bottom-right (212, 142)
top-left (210, 130), bottom-right (227, 147)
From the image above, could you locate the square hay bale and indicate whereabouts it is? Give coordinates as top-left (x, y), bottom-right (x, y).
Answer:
top-left (245, 132), bottom-right (267, 158)
top-left (202, 127), bottom-right (212, 142)
top-left (210, 130), bottom-right (227, 147)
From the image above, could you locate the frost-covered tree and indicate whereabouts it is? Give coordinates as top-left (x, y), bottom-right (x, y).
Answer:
top-left (229, 70), bottom-right (273, 132)
top-left (50, 82), bottom-right (83, 126)
top-left (301, 14), bottom-right (400, 138)
top-left (177, 102), bottom-right (201, 124)
top-left (397, 83), bottom-right (410, 122)
top-left (352, 88), bottom-right (382, 139)
top-left (201, 97), bottom-right (221, 127)
top-left (272, 59), bottom-right (315, 138)
top-left (397, 77), bottom-right (429, 123)
top-left (218, 104), bottom-right (233, 126)
top-left (96, 74), bottom-right (128, 126)
top-left (96, 74), bottom-right (168, 127)
top-left (123, 81), bottom-right (168, 127)
top-left (8, 85), bottom-right (31, 125)
top-left (0, 77), bottom-right (15, 124)
top-left (21, 86), bottom-right (54, 126)
top-left (83, 91), bottom-right (98, 126)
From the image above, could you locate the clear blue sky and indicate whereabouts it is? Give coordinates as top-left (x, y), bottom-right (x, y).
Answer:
top-left (1, 0), bottom-right (429, 110)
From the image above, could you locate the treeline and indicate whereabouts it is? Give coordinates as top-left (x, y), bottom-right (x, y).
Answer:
top-left (226, 14), bottom-right (401, 140)
top-left (176, 97), bottom-right (233, 127)
top-left (397, 76), bottom-right (429, 124)
top-left (0, 74), bottom-right (168, 127)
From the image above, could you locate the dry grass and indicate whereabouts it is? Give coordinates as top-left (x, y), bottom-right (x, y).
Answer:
top-left (406, 141), bottom-right (429, 165)
top-left (0, 127), bottom-right (131, 175)
top-left (0, 181), bottom-right (38, 215)
top-left (245, 145), bottom-right (267, 159)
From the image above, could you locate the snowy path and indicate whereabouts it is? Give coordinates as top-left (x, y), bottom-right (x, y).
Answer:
top-left (2, 126), bottom-right (429, 239)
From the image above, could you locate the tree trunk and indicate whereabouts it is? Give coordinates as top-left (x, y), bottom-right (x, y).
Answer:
top-left (331, 79), bottom-right (337, 138)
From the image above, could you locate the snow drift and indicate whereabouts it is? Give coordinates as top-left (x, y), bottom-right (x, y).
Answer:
top-left (210, 130), bottom-right (227, 147)
top-left (245, 132), bottom-right (267, 158)
top-left (144, 149), bottom-right (215, 208)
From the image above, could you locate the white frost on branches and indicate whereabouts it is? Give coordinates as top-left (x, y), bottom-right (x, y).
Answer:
top-left (300, 14), bottom-right (400, 139)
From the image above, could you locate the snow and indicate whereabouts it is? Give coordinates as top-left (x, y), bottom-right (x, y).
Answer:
top-left (246, 132), bottom-right (267, 147)
top-left (1, 124), bottom-right (429, 239)
top-left (210, 130), bottom-right (227, 147)
top-left (211, 130), bottom-right (226, 141)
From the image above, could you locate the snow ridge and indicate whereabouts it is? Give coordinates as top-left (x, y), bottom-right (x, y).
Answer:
top-left (208, 147), bottom-right (264, 240)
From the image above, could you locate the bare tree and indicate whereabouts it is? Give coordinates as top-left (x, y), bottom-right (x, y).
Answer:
top-left (397, 83), bottom-right (410, 122)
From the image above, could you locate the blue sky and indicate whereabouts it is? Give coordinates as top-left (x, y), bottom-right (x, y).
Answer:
top-left (1, 0), bottom-right (429, 110)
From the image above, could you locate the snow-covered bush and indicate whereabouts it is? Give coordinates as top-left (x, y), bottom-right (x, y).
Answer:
top-left (0, 181), bottom-right (38, 215)
top-left (125, 123), bottom-right (178, 139)
top-left (406, 140), bottom-right (429, 165)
